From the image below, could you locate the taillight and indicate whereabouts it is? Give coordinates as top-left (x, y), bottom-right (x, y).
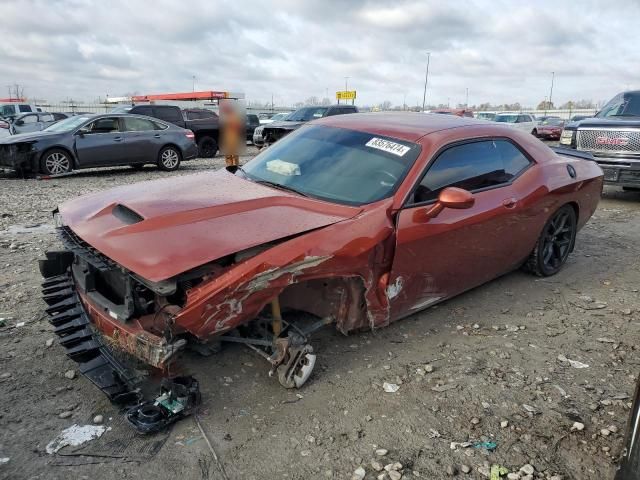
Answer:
top-left (185, 130), bottom-right (195, 140)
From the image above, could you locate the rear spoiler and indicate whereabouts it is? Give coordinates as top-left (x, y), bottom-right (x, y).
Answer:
top-left (551, 147), bottom-right (595, 161)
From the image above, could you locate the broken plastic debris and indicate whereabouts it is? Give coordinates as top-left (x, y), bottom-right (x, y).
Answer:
top-left (45, 424), bottom-right (109, 454)
top-left (431, 383), bottom-right (458, 392)
top-left (557, 354), bottom-right (589, 369)
top-left (0, 457), bottom-right (9, 465)
top-left (15, 322), bottom-right (25, 327)
top-left (383, 382), bottom-right (399, 393)
top-left (265, 159), bottom-right (301, 176)
top-left (490, 465), bottom-right (509, 480)
top-left (450, 441), bottom-right (473, 450)
top-left (474, 441), bottom-right (497, 451)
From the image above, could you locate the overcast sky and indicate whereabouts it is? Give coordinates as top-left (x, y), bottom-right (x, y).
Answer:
top-left (2, 0), bottom-right (639, 108)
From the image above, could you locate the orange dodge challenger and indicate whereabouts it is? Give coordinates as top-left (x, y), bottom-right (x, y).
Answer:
top-left (40, 113), bottom-right (603, 403)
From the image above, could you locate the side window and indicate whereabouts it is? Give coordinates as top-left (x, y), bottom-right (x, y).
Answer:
top-left (325, 108), bottom-right (340, 116)
top-left (39, 113), bottom-right (54, 122)
top-left (133, 106), bottom-right (153, 117)
top-left (518, 115), bottom-right (530, 123)
top-left (151, 120), bottom-right (169, 130)
top-left (19, 104), bottom-right (32, 112)
top-left (1, 105), bottom-right (14, 116)
top-left (85, 117), bottom-right (120, 134)
top-left (123, 117), bottom-right (156, 131)
top-left (411, 140), bottom-right (531, 204)
top-left (184, 110), bottom-right (199, 120)
top-left (155, 107), bottom-right (182, 124)
top-left (21, 114), bottom-right (38, 124)
top-left (52, 113), bottom-right (67, 121)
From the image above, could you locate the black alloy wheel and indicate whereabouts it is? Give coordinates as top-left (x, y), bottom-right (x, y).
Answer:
top-left (526, 204), bottom-right (577, 276)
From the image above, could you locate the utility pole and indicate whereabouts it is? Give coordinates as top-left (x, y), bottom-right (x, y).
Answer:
top-left (421, 52), bottom-right (431, 112)
top-left (465, 88), bottom-right (469, 108)
top-left (344, 77), bottom-right (350, 91)
top-left (271, 93), bottom-right (274, 111)
top-left (403, 93), bottom-right (407, 111)
top-left (192, 75), bottom-right (196, 92)
top-left (548, 71), bottom-right (555, 110)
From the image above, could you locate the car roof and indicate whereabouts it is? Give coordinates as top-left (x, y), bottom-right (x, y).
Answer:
top-left (313, 112), bottom-right (483, 142)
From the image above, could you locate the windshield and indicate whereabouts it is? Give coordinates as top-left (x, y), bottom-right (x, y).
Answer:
top-left (286, 107), bottom-right (328, 122)
top-left (272, 112), bottom-right (290, 121)
top-left (43, 115), bottom-right (92, 132)
top-left (494, 115), bottom-right (518, 123)
top-left (542, 118), bottom-right (563, 126)
top-left (596, 92), bottom-right (640, 118)
top-left (240, 125), bottom-right (421, 205)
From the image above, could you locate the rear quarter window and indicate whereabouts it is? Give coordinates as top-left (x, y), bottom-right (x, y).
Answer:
top-left (154, 107), bottom-right (183, 124)
top-left (19, 104), bottom-right (32, 112)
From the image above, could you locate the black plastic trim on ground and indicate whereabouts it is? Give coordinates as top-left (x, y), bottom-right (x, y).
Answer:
top-left (40, 254), bottom-right (141, 405)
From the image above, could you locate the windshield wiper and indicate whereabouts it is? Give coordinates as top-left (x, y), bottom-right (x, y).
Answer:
top-left (253, 179), bottom-right (309, 197)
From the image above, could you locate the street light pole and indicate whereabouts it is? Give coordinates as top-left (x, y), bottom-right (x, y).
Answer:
top-left (192, 75), bottom-right (196, 92)
top-left (465, 88), bottom-right (469, 108)
top-left (548, 71), bottom-right (555, 110)
top-left (421, 52), bottom-right (431, 112)
top-left (344, 76), bottom-right (350, 91)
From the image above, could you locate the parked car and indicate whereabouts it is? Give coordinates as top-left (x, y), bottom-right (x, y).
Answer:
top-left (123, 104), bottom-right (220, 158)
top-left (246, 114), bottom-right (260, 142)
top-left (255, 104), bottom-right (358, 147)
top-left (39, 112), bottom-right (602, 403)
top-left (431, 108), bottom-right (474, 117)
top-left (9, 112), bottom-right (58, 134)
top-left (615, 375), bottom-right (640, 479)
top-left (476, 112), bottom-right (496, 121)
top-left (494, 112), bottom-right (537, 134)
top-left (534, 118), bottom-right (565, 140)
top-left (0, 113), bottom-right (197, 175)
top-left (259, 112), bottom-right (291, 125)
top-left (0, 102), bottom-right (41, 120)
top-left (559, 90), bottom-right (640, 190)
top-left (0, 119), bottom-right (10, 139)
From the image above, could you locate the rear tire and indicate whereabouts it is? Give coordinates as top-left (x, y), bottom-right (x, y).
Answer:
top-left (197, 136), bottom-right (218, 158)
top-left (525, 205), bottom-right (577, 277)
top-left (40, 149), bottom-right (72, 175)
top-left (531, 129), bottom-right (538, 136)
top-left (157, 146), bottom-right (181, 171)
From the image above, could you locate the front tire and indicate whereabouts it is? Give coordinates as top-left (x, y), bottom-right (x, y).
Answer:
top-left (197, 136), bottom-right (218, 158)
top-left (158, 146), bottom-right (181, 171)
top-left (41, 149), bottom-right (72, 175)
top-left (525, 205), bottom-right (577, 276)
top-left (531, 129), bottom-right (538, 137)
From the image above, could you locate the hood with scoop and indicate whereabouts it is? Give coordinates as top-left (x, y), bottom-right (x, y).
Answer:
top-left (58, 169), bottom-right (361, 282)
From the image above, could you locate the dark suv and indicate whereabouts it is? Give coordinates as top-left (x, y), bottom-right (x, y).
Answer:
top-left (255, 105), bottom-right (358, 147)
top-left (560, 90), bottom-right (640, 190)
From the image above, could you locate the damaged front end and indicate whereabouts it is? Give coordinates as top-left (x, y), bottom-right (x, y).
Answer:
top-left (0, 142), bottom-right (38, 172)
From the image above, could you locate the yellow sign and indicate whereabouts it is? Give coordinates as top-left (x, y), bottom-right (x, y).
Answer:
top-left (336, 90), bottom-right (357, 100)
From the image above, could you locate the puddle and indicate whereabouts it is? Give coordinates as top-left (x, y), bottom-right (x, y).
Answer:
top-left (0, 223), bottom-right (55, 236)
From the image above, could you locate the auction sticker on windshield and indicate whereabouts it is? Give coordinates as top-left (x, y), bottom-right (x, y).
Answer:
top-left (365, 137), bottom-right (410, 157)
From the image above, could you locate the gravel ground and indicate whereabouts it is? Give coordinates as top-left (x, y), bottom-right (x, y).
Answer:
top-left (0, 147), bottom-right (639, 480)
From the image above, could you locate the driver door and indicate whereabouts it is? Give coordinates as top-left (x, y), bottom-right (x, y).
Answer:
top-left (75, 117), bottom-right (127, 167)
top-left (387, 139), bottom-right (535, 321)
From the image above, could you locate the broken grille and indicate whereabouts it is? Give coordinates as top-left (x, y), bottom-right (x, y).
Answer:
top-left (577, 129), bottom-right (640, 154)
top-left (58, 225), bottom-right (115, 271)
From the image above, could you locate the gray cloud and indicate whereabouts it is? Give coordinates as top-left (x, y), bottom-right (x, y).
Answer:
top-left (1, 0), bottom-right (638, 107)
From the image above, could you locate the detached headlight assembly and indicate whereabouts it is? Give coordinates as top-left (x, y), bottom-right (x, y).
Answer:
top-left (560, 129), bottom-right (575, 146)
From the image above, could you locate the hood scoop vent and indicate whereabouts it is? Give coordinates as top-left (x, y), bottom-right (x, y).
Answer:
top-left (112, 204), bottom-right (144, 225)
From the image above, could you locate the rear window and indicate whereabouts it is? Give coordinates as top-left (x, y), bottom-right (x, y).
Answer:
top-left (19, 104), bottom-right (32, 112)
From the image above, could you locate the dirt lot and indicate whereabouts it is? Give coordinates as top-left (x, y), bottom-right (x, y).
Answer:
top-left (0, 149), bottom-right (639, 480)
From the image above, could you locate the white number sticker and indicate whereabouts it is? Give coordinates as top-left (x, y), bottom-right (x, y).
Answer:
top-left (365, 137), bottom-right (410, 157)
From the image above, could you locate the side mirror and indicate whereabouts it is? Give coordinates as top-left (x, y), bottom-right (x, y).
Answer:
top-left (424, 187), bottom-right (475, 219)
top-left (15, 120), bottom-right (24, 126)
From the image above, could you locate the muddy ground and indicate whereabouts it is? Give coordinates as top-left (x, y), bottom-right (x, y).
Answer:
top-left (0, 148), bottom-right (639, 480)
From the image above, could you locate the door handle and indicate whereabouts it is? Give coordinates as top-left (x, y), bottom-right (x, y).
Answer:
top-left (154, 134), bottom-right (161, 138)
top-left (502, 197), bottom-right (517, 209)
top-left (114, 136), bottom-right (123, 142)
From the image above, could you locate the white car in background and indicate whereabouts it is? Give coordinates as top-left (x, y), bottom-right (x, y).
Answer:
top-left (259, 112), bottom-right (292, 125)
top-left (494, 113), bottom-right (537, 134)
